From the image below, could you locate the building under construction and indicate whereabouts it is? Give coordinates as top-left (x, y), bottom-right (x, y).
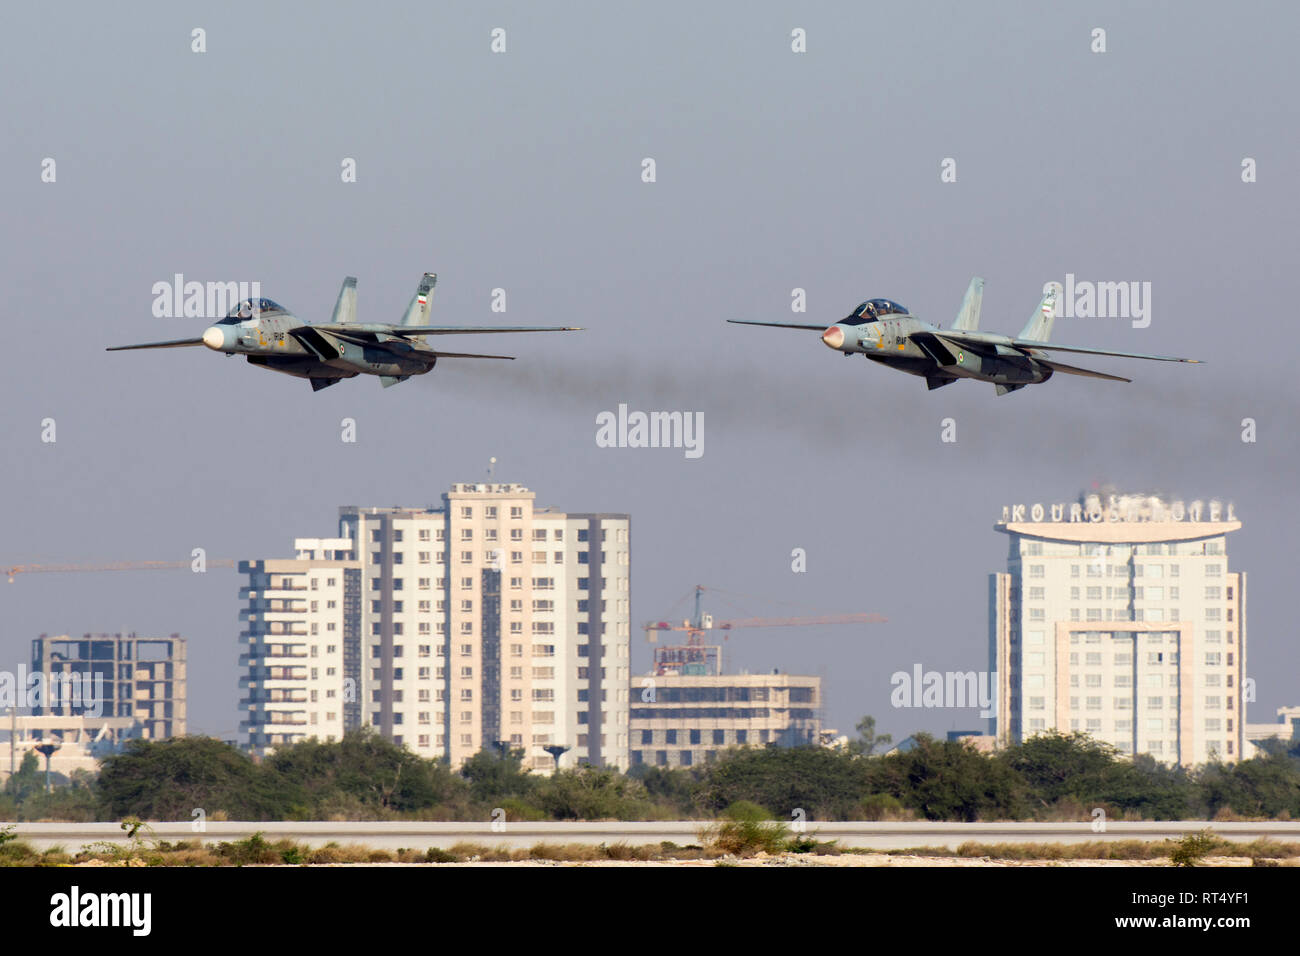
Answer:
top-left (629, 587), bottom-right (882, 767)
top-left (29, 632), bottom-right (186, 739)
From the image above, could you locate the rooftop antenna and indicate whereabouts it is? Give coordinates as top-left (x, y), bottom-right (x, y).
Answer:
top-left (487, 456), bottom-right (497, 479)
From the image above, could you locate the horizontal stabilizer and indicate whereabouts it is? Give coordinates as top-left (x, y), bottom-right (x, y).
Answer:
top-left (106, 337), bottom-right (204, 351)
top-left (310, 377), bottom-right (340, 392)
top-left (435, 351), bottom-right (515, 360)
top-left (727, 319), bottom-right (828, 331)
top-left (379, 375), bottom-right (410, 388)
top-left (1038, 358), bottom-right (1131, 383)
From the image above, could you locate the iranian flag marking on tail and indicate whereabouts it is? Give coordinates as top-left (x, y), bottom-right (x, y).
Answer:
top-left (417, 293), bottom-right (428, 306)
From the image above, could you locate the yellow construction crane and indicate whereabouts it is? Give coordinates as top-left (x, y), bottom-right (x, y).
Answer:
top-left (5, 559), bottom-right (235, 583)
top-left (643, 585), bottom-right (886, 676)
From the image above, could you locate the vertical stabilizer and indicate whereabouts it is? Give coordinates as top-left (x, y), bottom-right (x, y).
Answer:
top-left (400, 273), bottom-right (437, 326)
top-left (331, 276), bottom-right (358, 325)
top-left (952, 277), bottom-right (984, 331)
top-left (1019, 286), bottom-right (1058, 341)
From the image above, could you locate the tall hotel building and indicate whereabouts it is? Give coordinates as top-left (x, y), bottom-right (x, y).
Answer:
top-left (241, 483), bottom-right (631, 771)
top-left (990, 491), bottom-right (1245, 767)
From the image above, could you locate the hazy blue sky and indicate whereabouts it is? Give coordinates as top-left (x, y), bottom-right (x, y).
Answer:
top-left (3, 2), bottom-right (1297, 742)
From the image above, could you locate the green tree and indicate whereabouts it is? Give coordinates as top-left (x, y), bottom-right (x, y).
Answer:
top-left (999, 731), bottom-right (1118, 809)
top-left (1197, 754), bottom-right (1300, 819)
top-left (534, 766), bottom-right (653, 820)
top-left (265, 729), bottom-right (462, 815)
top-left (846, 715), bottom-right (892, 757)
top-left (97, 736), bottom-right (278, 820)
top-left (872, 734), bottom-right (1027, 821)
top-left (459, 746), bottom-right (534, 805)
top-left (3, 752), bottom-right (43, 803)
top-left (698, 746), bottom-right (874, 820)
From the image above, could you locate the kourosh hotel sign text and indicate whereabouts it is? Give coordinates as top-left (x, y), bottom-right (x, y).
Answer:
top-left (1000, 495), bottom-right (1236, 524)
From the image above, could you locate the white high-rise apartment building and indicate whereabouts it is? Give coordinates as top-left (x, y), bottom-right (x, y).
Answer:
top-left (337, 482), bottom-right (630, 772)
top-left (239, 539), bottom-right (363, 755)
top-left (990, 491), bottom-right (1245, 767)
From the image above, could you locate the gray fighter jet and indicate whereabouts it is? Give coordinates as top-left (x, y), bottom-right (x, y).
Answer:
top-left (729, 278), bottom-right (1200, 394)
top-left (108, 272), bottom-right (580, 391)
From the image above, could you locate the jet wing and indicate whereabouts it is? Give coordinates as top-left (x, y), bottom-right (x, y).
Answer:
top-left (727, 320), bottom-right (828, 331)
top-left (389, 325), bottom-right (580, 336)
top-left (935, 329), bottom-right (1201, 364)
top-left (106, 337), bottom-right (205, 351)
top-left (303, 326), bottom-right (515, 360)
top-left (305, 324), bottom-right (581, 337)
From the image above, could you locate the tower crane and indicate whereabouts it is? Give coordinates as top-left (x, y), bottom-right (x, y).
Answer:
top-left (642, 585), bottom-right (885, 676)
top-left (5, 559), bottom-right (235, 583)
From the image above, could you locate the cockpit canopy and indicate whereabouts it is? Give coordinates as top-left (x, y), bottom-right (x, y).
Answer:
top-left (845, 298), bottom-right (908, 323)
top-left (218, 298), bottom-right (285, 324)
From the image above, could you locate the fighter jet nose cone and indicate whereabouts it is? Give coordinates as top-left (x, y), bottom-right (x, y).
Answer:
top-left (202, 326), bottom-right (226, 351)
top-left (822, 325), bottom-right (845, 350)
